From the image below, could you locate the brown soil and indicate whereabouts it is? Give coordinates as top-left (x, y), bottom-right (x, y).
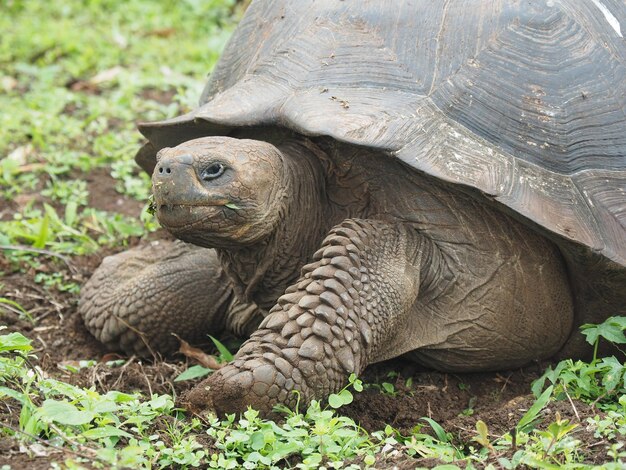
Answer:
top-left (0, 173), bottom-right (613, 468)
top-left (84, 167), bottom-right (146, 217)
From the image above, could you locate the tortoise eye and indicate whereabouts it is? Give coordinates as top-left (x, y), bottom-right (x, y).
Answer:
top-left (202, 163), bottom-right (226, 181)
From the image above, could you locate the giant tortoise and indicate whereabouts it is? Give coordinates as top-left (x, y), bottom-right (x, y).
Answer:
top-left (79, 0), bottom-right (626, 415)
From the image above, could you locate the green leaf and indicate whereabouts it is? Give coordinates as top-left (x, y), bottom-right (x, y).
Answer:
top-left (0, 298), bottom-right (33, 322)
top-left (0, 386), bottom-right (28, 404)
top-left (517, 385), bottom-right (553, 432)
top-left (581, 317), bottom-right (626, 346)
top-left (531, 369), bottom-right (549, 397)
top-left (0, 331), bottom-right (33, 353)
top-left (338, 389), bottom-right (353, 405)
top-left (64, 200), bottom-right (78, 227)
top-left (39, 399), bottom-right (95, 425)
top-left (531, 361), bottom-right (568, 397)
top-left (208, 335), bottom-right (234, 362)
top-left (546, 419), bottom-right (578, 441)
top-left (250, 431), bottom-right (265, 451)
top-left (82, 425), bottom-right (132, 439)
top-left (598, 356), bottom-right (626, 393)
top-left (21, 407), bottom-right (44, 437)
top-left (91, 397), bottom-right (120, 414)
top-left (421, 417), bottom-right (449, 443)
top-left (328, 393), bottom-right (344, 409)
top-left (148, 394), bottom-right (173, 411)
top-left (224, 202), bottom-right (240, 210)
top-left (473, 420), bottom-right (490, 447)
top-left (105, 390), bottom-right (137, 403)
top-left (230, 429), bottom-right (250, 443)
top-left (147, 194), bottom-right (156, 215)
top-left (328, 389), bottom-right (353, 409)
top-left (174, 365), bottom-right (213, 382)
top-left (348, 373), bottom-right (363, 392)
top-left (33, 211), bottom-right (49, 249)
top-left (39, 378), bottom-right (86, 401)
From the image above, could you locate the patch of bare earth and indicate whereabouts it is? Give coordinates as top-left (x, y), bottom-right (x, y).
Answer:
top-left (84, 167), bottom-right (145, 217)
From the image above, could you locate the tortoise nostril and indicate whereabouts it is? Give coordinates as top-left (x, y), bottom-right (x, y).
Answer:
top-left (166, 167), bottom-right (171, 174)
top-left (158, 167), bottom-right (164, 174)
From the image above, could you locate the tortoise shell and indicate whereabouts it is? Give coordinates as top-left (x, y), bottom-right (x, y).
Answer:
top-left (137, 0), bottom-right (626, 270)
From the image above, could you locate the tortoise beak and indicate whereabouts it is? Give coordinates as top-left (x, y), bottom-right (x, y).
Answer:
top-left (152, 153), bottom-right (229, 228)
top-left (153, 154), bottom-right (200, 205)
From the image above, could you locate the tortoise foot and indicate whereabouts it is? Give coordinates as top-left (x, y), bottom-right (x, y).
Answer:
top-left (185, 361), bottom-right (300, 418)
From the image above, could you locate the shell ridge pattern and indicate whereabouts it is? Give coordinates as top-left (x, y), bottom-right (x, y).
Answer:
top-left (140, 0), bottom-right (626, 264)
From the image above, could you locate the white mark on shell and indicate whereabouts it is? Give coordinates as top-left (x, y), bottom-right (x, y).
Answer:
top-left (591, 0), bottom-right (623, 38)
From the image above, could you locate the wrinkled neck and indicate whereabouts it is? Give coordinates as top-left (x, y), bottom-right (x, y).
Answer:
top-left (218, 140), bottom-right (331, 309)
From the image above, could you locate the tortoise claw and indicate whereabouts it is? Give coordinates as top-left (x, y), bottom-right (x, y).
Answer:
top-left (185, 364), bottom-right (281, 418)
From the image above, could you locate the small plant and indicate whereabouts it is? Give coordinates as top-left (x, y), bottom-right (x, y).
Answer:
top-left (379, 381), bottom-right (397, 396)
top-left (532, 317), bottom-right (626, 406)
top-left (535, 412), bottom-right (579, 458)
top-left (206, 375), bottom-right (376, 469)
top-left (517, 386), bottom-right (553, 434)
top-left (0, 295), bottom-right (34, 323)
top-left (0, 204), bottom-right (148, 262)
top-left (327, 373), bottom-right (363, 409)
top-left (0, 327), bottom-right (34, 382)
top-left (402, 418), bottom-right (464, 462)
top-left (174, 335), bottom-right (236, 382)
top-left (460, 396), bottom-right (477, 417)
top-left (472, 420), bottom-right (494, 454)
top-left (365, 371), bottom-right (416, 397)
top-left (41, 178), bottom-right (89, 206)
top-left (0, 329), bottom-right (213, 469)
top-left (581, 316), bottom-right (626, 361)
top-left (34, 271), bottom-right (80, 294)
top-left (111, 158), bottom-right (152, 201)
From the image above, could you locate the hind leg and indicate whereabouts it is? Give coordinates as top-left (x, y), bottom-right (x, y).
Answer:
top-left (79, 240), bottom-right (261, 356)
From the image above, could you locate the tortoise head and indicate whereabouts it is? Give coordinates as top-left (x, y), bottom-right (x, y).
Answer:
top-left (152, 136), bottom-right (286, 248)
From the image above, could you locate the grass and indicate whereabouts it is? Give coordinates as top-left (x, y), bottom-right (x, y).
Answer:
top-left (0, 0), bottom-right (235, 275)
top-left (1, 0), bottom-right (625, 468)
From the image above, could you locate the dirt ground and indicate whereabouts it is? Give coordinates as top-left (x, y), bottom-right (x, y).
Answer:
top-left (0, 175), bottom-right (612, 468)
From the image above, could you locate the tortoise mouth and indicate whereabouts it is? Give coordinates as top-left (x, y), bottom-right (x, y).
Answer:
top-left (156, 203), bottom-right (225, 230)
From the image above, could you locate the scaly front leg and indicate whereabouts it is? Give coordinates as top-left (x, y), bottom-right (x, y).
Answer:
top-left (79, 240), bottom-right (264, 356)
top-left (185, 219), bottom-right (429, 416)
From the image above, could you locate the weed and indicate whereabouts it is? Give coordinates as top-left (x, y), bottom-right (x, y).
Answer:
top-left (0, 0), bottom-right (237, 275)
top-left (535, 412), bottom-right (579, 458)
top-left (402, 418), bottom-right (465, 462)
top-left (365, 372), bottom-right (407, 396)
top-left (0, 296), bottom-right (34, 323)
top-left (41, 178), bottom-right (89, 206)
top-left (110, 158), bottom-right (152, 201)
top-left (207, 377), bottom-right (376, 469)
top-left (174, 335), bottom-right (236, 382)
top-left (34, 272), bottom-right (80, 294)
top-left (378, 382), bottom-right (397, 396)
top-left (517, 385), bottom-right (553, 433)
top-left (461, 396), bottom-right (477, 417)
top-left (533, 317), bottom-right (626, 406)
